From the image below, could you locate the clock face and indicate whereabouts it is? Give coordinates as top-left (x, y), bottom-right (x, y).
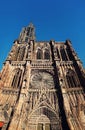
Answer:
top-left (30, 72), bottom-right (54, 89)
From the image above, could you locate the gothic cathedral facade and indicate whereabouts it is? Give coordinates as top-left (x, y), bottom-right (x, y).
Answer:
top-left (0, 23), bottom-right (85, 130)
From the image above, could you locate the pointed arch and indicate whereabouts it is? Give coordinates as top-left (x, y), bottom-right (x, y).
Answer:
top-left (17, 46), bottom-right (25, 61)
top-left (28, 106), bottom-right (60, 130)
top-left (44, 49), bottom-right (50, 59)
top-left (12, 46), bottom-right (20, 61)
top-left (36, 48), bottom-right (42, 59)
top-left (60, 47), bottom-right (68, 61)
top-left (66, 69), bottom-right (78, 88)
top-left (11, 68), bottom-right (22, 88)
top-left (37, 115), bottom-right (51, 130)
top-left (56, 48), bottom-right (60, 59)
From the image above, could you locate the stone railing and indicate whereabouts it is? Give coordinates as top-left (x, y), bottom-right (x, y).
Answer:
top-left (31, 60), bottom-right (53, 69)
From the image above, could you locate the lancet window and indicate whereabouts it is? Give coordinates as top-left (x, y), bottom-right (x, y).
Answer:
top-left (66, 48), bottom-right (72, 60)
top-left (44, 49), bottom-right (50, 59)
top-left (11, 69), bottom-right (22, 88)
top-left (11, 46), bottom-right (20, 61)
top-left (66, 70), bottom-right (78, 88)
top-left (60, 47), bottom-right (68, 61)
top-left (17, 46), bottom-right (25, 61)
top-left (36, 49), bottom-right (42, 59)
top-left (56, 48), bottom-right (60, 58)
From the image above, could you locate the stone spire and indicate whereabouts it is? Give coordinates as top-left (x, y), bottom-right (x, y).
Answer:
top-left (19, 23), bottom-right (36, 42)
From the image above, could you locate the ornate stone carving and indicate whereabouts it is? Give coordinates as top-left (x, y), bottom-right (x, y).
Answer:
top-left (0, 23), bottom-right (85, 130)
top-left (30, 72), bottom-right (54, 89)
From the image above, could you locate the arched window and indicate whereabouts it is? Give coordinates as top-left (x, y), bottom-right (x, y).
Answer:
top-left (12, 69), bottom-right (22, 88)
top-left (44, 49), bottom-right (50, 59)
top-left (56, 48), bottom-right (60, 58)
top-left (66, 48), bottom-right (72, 60)
top-left (60, 48), bottom-right (68, 61)
top-left (12, 46), bottom-right (20, 61)
top-left (36, 49), bottom-right (42, 59)
top-left (17, 46), bottom-right (25, 61)
top-left (66, 70), bottom-right (78, 88)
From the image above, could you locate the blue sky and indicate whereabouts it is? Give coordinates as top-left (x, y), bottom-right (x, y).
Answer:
top-left (0, 0), bottom-right (85, 70)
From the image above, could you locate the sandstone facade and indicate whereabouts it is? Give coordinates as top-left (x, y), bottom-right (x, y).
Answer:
top-left (0, 23), bottom-right (85, 130)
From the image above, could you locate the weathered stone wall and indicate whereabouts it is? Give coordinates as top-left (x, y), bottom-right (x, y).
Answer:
top-left (0, 24), bottom-right (85, 130)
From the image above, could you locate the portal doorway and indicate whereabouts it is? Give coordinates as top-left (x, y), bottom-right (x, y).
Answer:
top-left (37, 115), bottom-right (51, 130)
top-left (37, 123), bottom-right (51, 130)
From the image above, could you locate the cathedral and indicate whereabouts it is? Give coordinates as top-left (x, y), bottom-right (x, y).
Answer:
top-left (0, 23), bottom-right (85, 130)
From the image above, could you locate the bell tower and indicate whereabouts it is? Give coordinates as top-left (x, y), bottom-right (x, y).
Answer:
top-left (19, 23), bottom-right (35, 42)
